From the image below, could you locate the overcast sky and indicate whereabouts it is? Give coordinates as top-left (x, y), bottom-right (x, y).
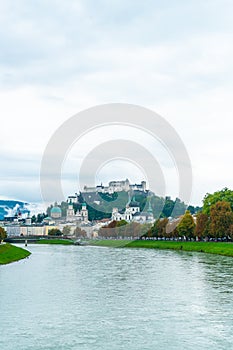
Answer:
top-left (1, 0), bottom-right (233, 206)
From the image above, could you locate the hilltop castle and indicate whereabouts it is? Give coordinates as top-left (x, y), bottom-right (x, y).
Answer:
top-left (83, 179), bottom-right (146, 194)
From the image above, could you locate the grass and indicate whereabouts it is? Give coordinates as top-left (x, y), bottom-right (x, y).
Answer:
top-left (36, 238), bottom-right (74, 245)
top-left (88, 239), bottom-right (131, 248)
top-left (125, 240), bottom-right (233, 257)
top-left (0, 243), bottom-right (31, 265)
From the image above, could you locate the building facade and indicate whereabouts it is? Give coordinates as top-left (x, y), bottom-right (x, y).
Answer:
top-left (83, 179), bottom-right (147, 194)
top-left (66, 202), bottom-right (89, 223)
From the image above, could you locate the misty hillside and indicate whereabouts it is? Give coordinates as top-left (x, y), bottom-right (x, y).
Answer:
top-left (0, 200), bottom-right (30, 220)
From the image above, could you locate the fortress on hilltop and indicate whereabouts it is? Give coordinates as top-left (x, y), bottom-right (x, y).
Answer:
top-left (83, 178), bottom-right (147, 194)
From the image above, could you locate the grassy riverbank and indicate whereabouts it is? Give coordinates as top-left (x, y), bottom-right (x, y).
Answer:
top-left (125, 240), bottom-right (233, 257)
top-left (88, 239), bottom-right (131, 248)
top-left (0, 243), bottom-right (31, 265)
top-left (36, 239), bottom-right (74, 245)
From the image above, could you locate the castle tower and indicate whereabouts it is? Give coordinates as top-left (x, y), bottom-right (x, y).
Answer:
top-left (141, 181), bottom-right (146, 191)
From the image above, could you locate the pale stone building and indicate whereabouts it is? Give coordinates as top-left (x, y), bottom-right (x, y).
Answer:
top-left (66, 202), bottom-right (89, 223)
top-left (83, 179), bottom-right (147, 194)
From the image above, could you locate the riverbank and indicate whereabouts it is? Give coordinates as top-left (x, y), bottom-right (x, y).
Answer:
top-left (36, 239), bottom-right (74, 245)
top-left (125, 240), bottom-right (233, 257)
top-left (0, 243), bottom-right (31, 265)
top-left (88, 239), bottom-right (131, 248)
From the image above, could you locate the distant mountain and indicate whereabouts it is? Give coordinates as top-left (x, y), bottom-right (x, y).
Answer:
top-left (0, 200), bottom-right (30, 220)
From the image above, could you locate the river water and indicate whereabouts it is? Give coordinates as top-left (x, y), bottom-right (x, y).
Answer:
top-left (0, 244), bottom-right (233, 350)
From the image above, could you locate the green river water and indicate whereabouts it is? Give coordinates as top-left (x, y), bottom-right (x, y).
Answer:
top-left (0, 244), bottom-right (233, 349)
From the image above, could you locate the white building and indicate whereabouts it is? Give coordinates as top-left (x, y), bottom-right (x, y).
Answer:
top-left (112, 201), bottom-right (141, 222)
top-left (66, 202), bottom-right (89, 223)
top-left (5, 224), bottom-right (49, 236)
top-left (111, 198), bottom-right (154, 224)
top-left (83, 179), bottom-right (147, 194)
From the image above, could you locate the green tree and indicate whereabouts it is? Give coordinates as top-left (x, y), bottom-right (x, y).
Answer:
top-left (177, 211), bottom-right (195, 239)
top-left (203, 188), bottom-right (233, 215)
top-left (0, 227), bottom-right (7, 242)
top-left (116, 220), bottom-right (128, 227)
top-left (209, 201), bottom-right (233, 239)
top-left (48, 228), bottom-right (62, 236)
top-left (36, 213), bottom-right (46, 223)
top-left (31, 215), bottom-right (36, 223)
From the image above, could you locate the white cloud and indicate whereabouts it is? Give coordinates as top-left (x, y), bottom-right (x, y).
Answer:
top-left (0, 0), bottom-right (233, 206)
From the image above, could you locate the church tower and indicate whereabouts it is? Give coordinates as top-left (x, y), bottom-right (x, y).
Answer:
top-left (80, 203), bottom-right (88, 222)
top-left (66, 201), bottom-right (75, 221)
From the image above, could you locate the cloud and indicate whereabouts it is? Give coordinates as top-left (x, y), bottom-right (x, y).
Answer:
top-left (0, 0), bottom-right (233, 205)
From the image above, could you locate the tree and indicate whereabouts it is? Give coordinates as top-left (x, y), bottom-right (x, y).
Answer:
top-left (62, 226), bottom-right (71, 236)
top-left (139, 223), bottom-right (152, 237)
top-left (0, 227), bottom-right (7, 242)
top-left (37, 213), bottom-right (46, 223)
top-left (166, 218), bottom-right (181, 237)
top-left (177, 211), bottom-right (195, 239)
top-left (209, 201), bottom-right (233, 239)
top-left (203, 188), bottom-right (233, 215)
top-left (148, 218), bottom-right (169, 238)
top-left (115, 220), bottom-right (128, 227)
top-left (48, 228), bottom-right (62, 236)
top-left (74, 226), bottom-right (87, 239)
top-left (195, 212), bottom-right (209, 239)
top-left (31, 215), bottom-right (36, 223)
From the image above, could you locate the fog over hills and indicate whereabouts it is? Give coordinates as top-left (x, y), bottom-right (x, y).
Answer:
top-left (0, 200), bottom-right (46, 220)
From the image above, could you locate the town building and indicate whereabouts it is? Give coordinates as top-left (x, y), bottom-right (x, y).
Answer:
top-left (50, 206), bottom-right (62, 219)
top-left (111, 197), bottom-right (154, 224)
top-left (4, 222), bottom-right (58, 237)
top-left (112, 198), bottom-right (140, 222)
top-left (66, 202), bottom-right (89, 223)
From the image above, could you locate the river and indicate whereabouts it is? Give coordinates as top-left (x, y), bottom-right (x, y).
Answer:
top-left (0, 244), bottom-right (233, 349)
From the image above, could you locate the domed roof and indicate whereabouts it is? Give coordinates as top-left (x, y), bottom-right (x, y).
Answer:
top-left (51, 206), bottom-right (61, 213)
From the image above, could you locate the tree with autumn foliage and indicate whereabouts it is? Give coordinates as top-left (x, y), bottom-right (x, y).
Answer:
top-left (195, 212), bottom-right (209, 239)
top-left (147, 218), bottom-right (169, 238)
top-left (0, 227), bottom-right (7, 242)
top-left (209, 201), bottom-right (233, 239)
top-left (74, 226), bottom-right (87, 239)
top-left (203, 188), bottom-right (233, 215)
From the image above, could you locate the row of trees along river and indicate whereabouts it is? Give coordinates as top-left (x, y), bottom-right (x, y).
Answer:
top-left (99, 188), bottom-right (233, 241)
top-left (145, 188), bottom-right (233, 241)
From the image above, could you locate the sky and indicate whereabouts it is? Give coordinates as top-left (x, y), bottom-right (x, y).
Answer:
top-left (0, 0), bottom-right (233, 206)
